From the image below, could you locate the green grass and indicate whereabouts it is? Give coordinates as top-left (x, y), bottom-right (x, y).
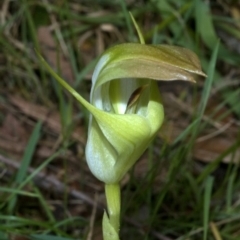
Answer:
top-left (0, 0), bottom-right (240, 239)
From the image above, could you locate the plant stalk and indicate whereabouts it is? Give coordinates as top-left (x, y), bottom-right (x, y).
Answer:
top-left (103, 183), bottom-right (121, 240)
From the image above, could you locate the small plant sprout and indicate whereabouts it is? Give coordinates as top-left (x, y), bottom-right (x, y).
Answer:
top-left (37, 21), bottom-right (205, 240)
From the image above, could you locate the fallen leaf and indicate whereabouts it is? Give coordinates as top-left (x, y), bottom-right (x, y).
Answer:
top-left (9, 95), bottom-right (85, 144)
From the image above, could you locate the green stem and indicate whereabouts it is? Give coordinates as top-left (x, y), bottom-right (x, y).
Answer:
top-left (105, 183), bottom-right (121, 234)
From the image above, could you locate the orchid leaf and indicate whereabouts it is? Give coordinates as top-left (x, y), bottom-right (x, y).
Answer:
top-left (102, 211), bottom-right (119, 240)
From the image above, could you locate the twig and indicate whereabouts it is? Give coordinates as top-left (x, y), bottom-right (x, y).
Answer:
top-left (210, 222), bottom-right (223, 240)
top-left (168, 93), bottom-right (223, 129)
top-left (196, 120), bottom-right (233, 143)
top-left (0, 0), bottom-right (10, 26)
top-left (0, 154), bottom-right (97, 207)
top-left (86, 193), bottom-right (99, 240)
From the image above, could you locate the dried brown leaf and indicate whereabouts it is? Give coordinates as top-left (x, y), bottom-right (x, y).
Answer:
top-left (9, 95), bottom-right (85, 143)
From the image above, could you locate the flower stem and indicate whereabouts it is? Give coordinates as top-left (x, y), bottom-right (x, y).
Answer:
top-left (104, 183), bottom-right (121, 236)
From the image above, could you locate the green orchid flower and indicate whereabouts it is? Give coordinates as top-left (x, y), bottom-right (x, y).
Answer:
top-left (37, 39), bottom-right (205, 240)
top-left (38, 43), bottom-right (205, 184)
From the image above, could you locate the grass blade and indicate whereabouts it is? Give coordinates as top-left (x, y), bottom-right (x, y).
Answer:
top-left (203, 176), bottom-right (214, 240)
top-left (7, 121), bottom-right (42, 213)
top-left (189, 40), bottom-right (219, 145)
